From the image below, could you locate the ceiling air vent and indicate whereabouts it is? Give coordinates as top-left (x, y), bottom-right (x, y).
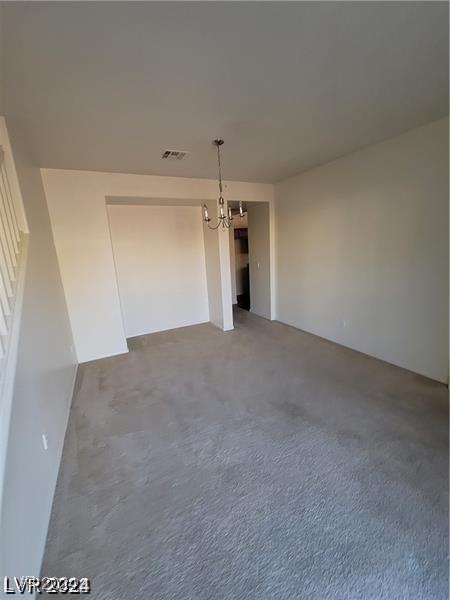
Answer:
top-left (161, 149), bottom-right (187, 160)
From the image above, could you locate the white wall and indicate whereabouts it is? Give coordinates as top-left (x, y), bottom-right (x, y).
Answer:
top-left (108, 204), bottom-right (209, 337)
top-left (0, 119), bottom-right (76, 582)
top-left (42, 169), bottom-right (273, 362)
top-left (275, 118), bottom-right (449, 383)
top-left (247, 203), bottom-right (271, 320)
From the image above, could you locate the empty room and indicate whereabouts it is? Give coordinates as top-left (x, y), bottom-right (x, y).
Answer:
top-left (0, 2), bottom-right (448, 599)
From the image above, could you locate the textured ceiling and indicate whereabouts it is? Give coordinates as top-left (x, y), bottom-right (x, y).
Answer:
top-left (2, 2), bottom-right (448, 183)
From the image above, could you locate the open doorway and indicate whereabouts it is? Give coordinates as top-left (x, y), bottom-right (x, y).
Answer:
top-left (233, 212), bottom-right (250, 310)
top-left (229, 201), bottom-right (271, 319)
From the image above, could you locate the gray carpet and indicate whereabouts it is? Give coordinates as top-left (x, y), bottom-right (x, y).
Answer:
top-left (42, 309), bottom-right (448, 599)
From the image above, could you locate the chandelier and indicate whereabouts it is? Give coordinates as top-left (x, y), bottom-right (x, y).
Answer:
top-left (202, 139), bottom-right (244, 230)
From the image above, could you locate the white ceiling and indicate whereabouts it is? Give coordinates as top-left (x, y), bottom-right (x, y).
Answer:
top-left (2, 2), bottom-right (448, 183)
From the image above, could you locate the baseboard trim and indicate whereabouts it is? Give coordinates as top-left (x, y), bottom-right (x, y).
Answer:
top-left (274, 318), bottom-right (448, 386)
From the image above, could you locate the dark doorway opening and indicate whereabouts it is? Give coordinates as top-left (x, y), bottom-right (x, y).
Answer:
top-left (234, 227), bottom-right (250, 310)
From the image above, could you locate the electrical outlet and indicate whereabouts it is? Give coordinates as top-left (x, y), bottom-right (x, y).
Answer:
top-left (42, 434), bottom-right (48, 451)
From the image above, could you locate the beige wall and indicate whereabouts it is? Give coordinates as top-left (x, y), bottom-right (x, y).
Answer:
top-left (108, 204), bottom-right (209, 337)
top-left (0, 119), bottom-right (76, 580)
top-left (42, 170), bottom-right (272, 361)
top-left (247, 203), bottom-right (271, 320)
top-left (275, 118), bottom-right (449, 383)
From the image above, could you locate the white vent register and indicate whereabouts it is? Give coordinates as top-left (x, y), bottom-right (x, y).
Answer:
top-left (161, 149), bottom-right (187, 160)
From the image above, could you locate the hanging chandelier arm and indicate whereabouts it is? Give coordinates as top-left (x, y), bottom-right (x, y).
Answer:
top-left (207, 220), bottom-right (222, 231)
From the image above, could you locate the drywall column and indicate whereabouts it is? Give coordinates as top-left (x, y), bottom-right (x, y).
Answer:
top-left (202, 200), bottom-right (223, 329)
top-left (247, 202), bottom-right (271, 320)
top-left (218, 215), bottom-right (234, 331)
top-left (202, 199), bottom-right (233, 331)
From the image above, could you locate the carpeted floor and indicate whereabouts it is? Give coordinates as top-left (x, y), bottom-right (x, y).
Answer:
top-left (42, 309), bottom-right (448, 599)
